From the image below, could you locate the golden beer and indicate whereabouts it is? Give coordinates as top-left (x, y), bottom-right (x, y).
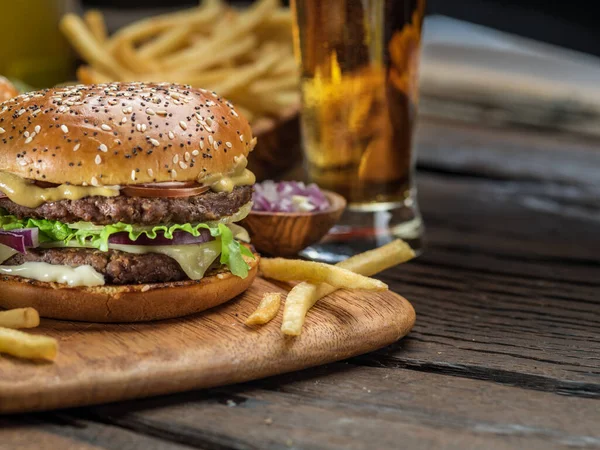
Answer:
top-left (292, 0), bottom-right (426, 260)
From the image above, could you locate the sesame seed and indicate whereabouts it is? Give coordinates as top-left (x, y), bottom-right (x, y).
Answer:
top-left (146, 108), bottom-right (155, 115)
top-left (24, 131), bottom-right (30, 138)
top-left (0, 127), bottom-right (6, 134)
top-left (25, 137), bottom-right (33, 144)
top-left (171, 169), bottom-right (177, 178)
top-left (199, 141), bottom-right (204, 150)
top-left (150, 138), bottom-right (160, 147)
top-left (18, 109), bottom-right (26, 116)
top-left (179, 121), bottom-right (187, 130)
top-left (95, 155), bottom-right (102, 165)
top-left (121, 117), bottom-right (127, 124)
top-left (34, 125), bottom-right (41, 134)
top-left (131, 170), bottom-right (136, 181)
top-left (231, 110), bottom-right (239, 117)
top-left (91, 176), bottom-right (99, 186)
top-left (101, 124), bottom-right (112, 131)
top-left (170, 92), bottom-right (180, 99)
top-left (192, 150), bottom-right (200, 156)
top-left (141, 285), bottom-right (151, 292)
top-left (225, 142), bottom-right (232, 148)
top-left (179, 161), bottom-right (188, 169)
top-left (168, 131), bottom-right (175, 140)
top-left (32, 109), bottom-right (41, 116)
top-left (156, 110), bottom-right (167, 116)
top-left (205, 118), bottom-right (213, 126)
top-left (136, 124), bottom-right (142, 132)
top-left (141, 124), bottom-right (147, 132)
top-left (18, 159), bottom-right (28, 166)
top-left (184, 152), bottom-right (191, 162)
top-left (172, 155), bottom-right (179, 164)
top-left (208, 135), bottom-right (214, 145)
top-left (147, 168), bottom-right (154, 177)
top-left (239, 134), bottom-right (244, 142)
top-left (213, 140), bottom-right (219, 150)
top-left (73, 143), bottom-right (80, 152)
top-left (61, 125), bottom-right (69, 134)
top-left (99, 144), bottom-right (108, 152)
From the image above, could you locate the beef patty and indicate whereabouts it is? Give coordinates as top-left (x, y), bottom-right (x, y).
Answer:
top-left (0, 185), bottom-right (252, 225)
top-left (5, 248), bottom-right (188, 285)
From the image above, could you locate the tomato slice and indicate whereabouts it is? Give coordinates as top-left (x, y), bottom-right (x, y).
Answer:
top-left (121, 182), bottom-right (210, 198)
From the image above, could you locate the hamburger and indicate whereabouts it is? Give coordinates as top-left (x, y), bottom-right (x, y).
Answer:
top-left (0, 82), bottom-right (259, 322)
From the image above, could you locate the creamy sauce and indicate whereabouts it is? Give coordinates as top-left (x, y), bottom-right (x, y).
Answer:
top-left (0, 172), bottom-right (119, 208)
top-left (0, 262), bottom-right (105, 286)
top-left (198, 155), bottom-right (256, 193)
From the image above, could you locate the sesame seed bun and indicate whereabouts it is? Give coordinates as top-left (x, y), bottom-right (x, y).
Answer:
top-left (0, 77), bottom-right (18, 103)
top-left (0, 248), bottom-right (259, 322)
top-left (0, 82), bottom-right (255, 186)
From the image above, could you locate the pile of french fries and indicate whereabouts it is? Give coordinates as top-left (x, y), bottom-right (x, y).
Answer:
top-left (60, 0), bottom-right (300, 123)
top-left (0, 308), bottom-right (58, 361)
top-left (248, 240), bottom-right (415, 335)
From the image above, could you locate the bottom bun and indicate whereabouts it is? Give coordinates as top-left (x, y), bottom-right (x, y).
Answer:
top-left (0, 251), bottom-right (259, 323)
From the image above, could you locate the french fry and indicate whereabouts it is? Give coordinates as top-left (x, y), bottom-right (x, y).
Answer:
top-left (163, 35), bottom-right (257, 73)
top-left (0, 327), bottom-right (58, 361)
top-left (249, 75), bottom-right (299, 95)
top-left (84, 9), bottom-right (108, 43)
top-left (115, 40), bottom-right (160, 74)
top-left (245, 292), bottom-right (281, 326)
top-left (106, 0), bottom-right (224, 53)
top-left (260, 259), bottom-right (388, 291)
top-left (137, 24), bottom-right (194, 60)
top-left (60, 14), bottom-right (131, 80)
top-left (0, 308), bottom-right (40, 329)
top-left (281, 240), bottom-right (415, 335)
top-left (210, 48), bottom-right (282, 96)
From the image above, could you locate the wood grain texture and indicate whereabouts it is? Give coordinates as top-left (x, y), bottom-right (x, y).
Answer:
top-left (70, 365), bottom-right (600, 450)
top-left (0, 277), bottom-right (415, 414)
top-left (0, 415), bottom-right (192, 450)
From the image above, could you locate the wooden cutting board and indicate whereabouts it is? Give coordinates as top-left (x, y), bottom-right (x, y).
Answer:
top-left (0, 277), bottom-right (415, 414)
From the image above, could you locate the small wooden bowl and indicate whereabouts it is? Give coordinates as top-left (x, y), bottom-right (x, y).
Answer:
top-left (240, 190), bottom-right (347, 257)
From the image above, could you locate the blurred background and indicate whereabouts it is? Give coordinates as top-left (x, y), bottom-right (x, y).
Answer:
top-left (2, 0), bottom-right (600, 140)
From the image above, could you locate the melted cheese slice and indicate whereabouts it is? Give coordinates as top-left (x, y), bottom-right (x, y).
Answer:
top-left (0, 262), bottom-right (105, 286)
top-left (109, 241), bottom-right (221, 280)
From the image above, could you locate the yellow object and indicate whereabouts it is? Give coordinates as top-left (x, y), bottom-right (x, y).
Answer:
top-left (0, 0), bottom-right (74, 88)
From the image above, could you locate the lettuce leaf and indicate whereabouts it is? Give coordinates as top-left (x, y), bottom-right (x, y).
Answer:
top-left (0, 215), bottom-right (253, 278)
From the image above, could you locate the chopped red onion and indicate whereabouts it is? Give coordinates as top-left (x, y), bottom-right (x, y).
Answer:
top-left (0, 228), bottom-right (39, 254)
top-left (108, 229), bottom-right (213, 246)
top-left (253, 180), bottom-right (330, 213)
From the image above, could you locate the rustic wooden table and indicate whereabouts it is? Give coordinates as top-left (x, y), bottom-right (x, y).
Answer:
top-left (1, 118), bottom-right (599, 449)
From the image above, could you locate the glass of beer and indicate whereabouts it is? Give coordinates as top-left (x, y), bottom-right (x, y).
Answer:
top-left (292, 0), bottom-right (426, 262)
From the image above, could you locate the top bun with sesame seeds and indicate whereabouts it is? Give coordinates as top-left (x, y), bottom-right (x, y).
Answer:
top-left (0, 82), bottom-right (256, 187)
top-left (0, 77), bottom-right (18, 103)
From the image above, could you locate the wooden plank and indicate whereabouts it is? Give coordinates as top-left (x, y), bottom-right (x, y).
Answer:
top-left (0, 416), bottom-right (190, 450)
top-left (80, 365), bottom-right (600, 450)
top-left (349, 171), bottom-right (600, 393)
top-left (0, 278), bottom-right (414, 414)
top-left (417, 118), bottom-right (600, 185)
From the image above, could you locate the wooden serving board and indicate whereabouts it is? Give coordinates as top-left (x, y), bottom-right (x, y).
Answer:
top-left (0, 277), bottom-right (415, 414)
